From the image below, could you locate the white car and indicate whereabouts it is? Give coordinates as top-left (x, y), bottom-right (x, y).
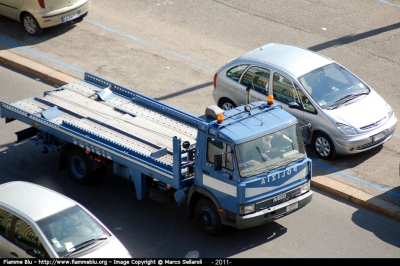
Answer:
top-left (212, 43), bottom-right (398, 160)
top-left (0, 0), bottom-right (90, 36)
top-left (0, 181), bottom-right (131, 258)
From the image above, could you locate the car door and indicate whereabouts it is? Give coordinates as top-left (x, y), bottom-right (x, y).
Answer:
top-left (0, 0), bottom-right (24, 19)
top-left (237, 66), bottom-right (271, 104)
top-left (9, 216), bottom-right (50, 258)
top-left (203, 137), bottom-right (237, 209)
top-left (271, 72), bottom-right (315, 143)
top-left (0, 207), bottom-right (13, 257)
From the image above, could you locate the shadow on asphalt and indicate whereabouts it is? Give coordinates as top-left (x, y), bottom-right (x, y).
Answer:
top-left (351, 201), bottom-right (400, 248)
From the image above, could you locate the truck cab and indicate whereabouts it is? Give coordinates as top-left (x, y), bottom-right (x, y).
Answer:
top-left (188, 101), bottom-right (313, 235)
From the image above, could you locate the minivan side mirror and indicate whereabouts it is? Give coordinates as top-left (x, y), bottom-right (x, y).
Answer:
top-left (288, 102), bottom-right (301, 110)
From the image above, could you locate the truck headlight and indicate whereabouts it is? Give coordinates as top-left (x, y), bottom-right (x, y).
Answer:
top-left (336, 123), bottom-right (357, 135)
top-left (386, 102), bottom-right (393, 118)
top-left (300, 181), bottom-right (310, 194)
top-left (239, 203), bottom-right (255, 215)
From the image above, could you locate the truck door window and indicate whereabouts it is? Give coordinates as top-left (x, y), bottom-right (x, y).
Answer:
top-left (272, 73), bottom-right (300, 104)
top-left (240, 67), bottom-right (270, 95)
top-left (207, 137), bottom-right (233, 170)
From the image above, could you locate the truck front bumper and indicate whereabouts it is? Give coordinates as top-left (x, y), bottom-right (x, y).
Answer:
top-left (235, 190), bottom-right (313, 229)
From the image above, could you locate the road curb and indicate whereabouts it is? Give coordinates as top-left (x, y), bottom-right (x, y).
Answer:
top-left (1, 50), bottom-right (399, 223)
top-left (0, 50), bottom-right (77, 85)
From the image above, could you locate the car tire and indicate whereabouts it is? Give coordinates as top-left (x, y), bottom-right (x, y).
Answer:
top-left (66, 149), bottom-right (93, 184)
top-left (22, 13), bottom-right (43, 36)
top-left (313, 132), bottom-right (336, 160)
top-left (219, 99), bottom-right (236, 110)
top-left (195, 198), bottom-right (224, 236)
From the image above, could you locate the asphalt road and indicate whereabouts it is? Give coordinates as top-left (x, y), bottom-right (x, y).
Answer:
top-left (1, 55), bottom-right (400, 259)
top-left (0, 0), bottom-right (399, 217)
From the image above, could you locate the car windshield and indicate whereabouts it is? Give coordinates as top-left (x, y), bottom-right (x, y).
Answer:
top-left (236, 125), bottom-right (306, 178)
top-left (299, 63), bottom-right (370, 109)
top-left (37, 205), bottom-right (110, 257)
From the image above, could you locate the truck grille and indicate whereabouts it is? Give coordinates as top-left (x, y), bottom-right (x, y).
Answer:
top-left (256, 187), bottom-right (301, 211)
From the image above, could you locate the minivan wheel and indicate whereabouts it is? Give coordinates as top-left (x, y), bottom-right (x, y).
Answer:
top-left (22, 13), bottom-right (43, 36)
top-left (313, 132), bottom-right (336, 160)
top-left (219, 99), bottom-right (236, 110)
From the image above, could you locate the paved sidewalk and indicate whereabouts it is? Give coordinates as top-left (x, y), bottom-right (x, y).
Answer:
top-left (1, 49), bottom-right (399, 222)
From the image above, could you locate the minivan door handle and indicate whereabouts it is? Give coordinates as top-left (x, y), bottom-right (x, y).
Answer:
top-left (10, 252), bottom-right (18, 257)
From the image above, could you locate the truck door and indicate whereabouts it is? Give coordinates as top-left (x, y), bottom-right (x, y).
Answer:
top-left (271, 72), bottom-right (313, 143)
top-left (203, 137), bottom-right (237, 206)
top-left (237, 66), bottom-right (270, 104)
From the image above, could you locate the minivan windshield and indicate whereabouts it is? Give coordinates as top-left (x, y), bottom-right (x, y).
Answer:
top-left (236, 124), bottom-right (306, 178)
top-left (37, 205), bottom-right (110, 257)
top-left (299, 63), bottom-right (370, 109)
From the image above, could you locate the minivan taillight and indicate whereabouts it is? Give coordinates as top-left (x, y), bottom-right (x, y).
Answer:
top-left (213, 73), bottom-right (218, 89)
top-left (38, 0), bottom-right (45, 8)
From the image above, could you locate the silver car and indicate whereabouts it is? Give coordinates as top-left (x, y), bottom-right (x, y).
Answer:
top-left (0, 181), bottom-right (131, 258)
top-left (212, 43), bottom-right (398, 160)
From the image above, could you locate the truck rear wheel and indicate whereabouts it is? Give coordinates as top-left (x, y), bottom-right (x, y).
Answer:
top-left (195, 198), bottom-right (223, 236)
top-left (66, 149), bottom-right (93, 184)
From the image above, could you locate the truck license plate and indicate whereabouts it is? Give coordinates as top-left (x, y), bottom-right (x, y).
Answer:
top-left (371, 130), bottom-right (386, 142)
top-left (286, 202), bottom-right (298, 212)
top-left (62, 11), bottom-right (80, 23)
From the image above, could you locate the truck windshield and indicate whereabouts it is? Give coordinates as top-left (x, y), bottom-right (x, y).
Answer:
top-left (236, 124), bottom-right (306, 178)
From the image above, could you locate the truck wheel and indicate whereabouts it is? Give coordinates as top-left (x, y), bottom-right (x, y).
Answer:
top-left (219, 99), bottom-right (236, 110)
top-left (313, 132), bottom-right (336, 160)
top-left (22, 13), bottom-right (43, 36)
top-left (195, 198), bottom-right (223, 236)
top-left (66, 149), bottom-right (93, 184)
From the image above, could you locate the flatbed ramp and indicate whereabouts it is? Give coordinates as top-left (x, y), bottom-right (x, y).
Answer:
top-left (6, 78), bottom-right (198, 165)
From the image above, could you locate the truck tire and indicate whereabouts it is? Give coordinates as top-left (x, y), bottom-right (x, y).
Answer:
top-left (313, 132), bottom-right (336, 160)
top-left (66, 149), bottom-right (93, 184)
top-left (195, 198), bottom-right (223, 236)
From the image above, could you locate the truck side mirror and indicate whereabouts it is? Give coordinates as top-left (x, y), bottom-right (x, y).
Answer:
top-left (214, 154), bottom-right (223, 171)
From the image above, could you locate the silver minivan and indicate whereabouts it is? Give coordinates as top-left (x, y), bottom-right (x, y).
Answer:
top-left (212, 43), bottom-right (398, 159)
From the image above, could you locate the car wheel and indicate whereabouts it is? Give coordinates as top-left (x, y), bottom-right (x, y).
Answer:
top-left (22, 13), bottom-right (43, 36)
top-left (66, 149), bottom-right (93, 184)
top-left (219, 99), bottom-right (236, 110)
top-left (195, 198), bottom-right (224, 236)
top-left (313, 132), bottom-right (336, 160)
